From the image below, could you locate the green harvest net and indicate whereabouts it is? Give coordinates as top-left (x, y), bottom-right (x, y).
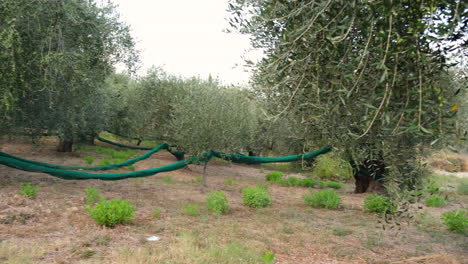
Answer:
top-left (0, 143), bottom-right (170, 171)
top-left (0, 136), bottom-right (332, 180)
top-left (97, 136), bottom-right (186, 160)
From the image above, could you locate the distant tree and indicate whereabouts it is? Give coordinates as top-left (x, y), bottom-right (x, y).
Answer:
top-left (0, 0), bottom-right (138, 151)
top-left (229, 0), bottom-right (467, 193)
top-left (165, 78), bottom-right (258, 185)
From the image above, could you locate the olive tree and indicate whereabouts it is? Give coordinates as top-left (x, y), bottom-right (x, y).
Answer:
top-left (0, 0), bottom-right (138, 151)
top-left (165, 78), bottom-right (258, 185)
top-left (228, 0), bottom-right (467, 193)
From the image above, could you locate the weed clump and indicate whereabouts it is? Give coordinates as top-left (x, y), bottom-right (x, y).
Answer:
top-left (84, 187), bottom-right (102, 206)
top-left (441, 209), bottom-right (467, 234)
top-left (266, 171), bottom-right (283, 182)
top-left (85, 156), bottom-right (95, 165)
top-left (152, 208), bottom-right (161, 219)
top-left (364, 194), bottom-right (396, 215)
top-left (458, 181), bottom-right (468, 195)
top-left (303, 190), bottom-right (341, 209)
top-left (184, 204), bottom-right (200, 216)
top-left (278, 176), bottom-right (300, 186)
top-left (19, 183), bottom-right (39, 199)
top-left (206, 191), bottom-right (229, 215)
top-left (87, 198), bottom-right (135, 227)
top-left (425, 183), bottom-right (441, 194)
top-left (298, 178), bottom-right (316, 187)
top-left (321, 181), bottom-right (343, 189)
top-left (424, 196), bottom-right (446, 208)
top-left (242, 187), bottom-right (272, 208)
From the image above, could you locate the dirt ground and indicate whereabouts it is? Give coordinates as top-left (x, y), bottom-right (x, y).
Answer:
top-left (0, 137), bottom-right (467, 264)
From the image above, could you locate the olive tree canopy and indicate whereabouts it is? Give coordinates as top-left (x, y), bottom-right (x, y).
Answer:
top-left (228, 0), bottom-right (467, 192)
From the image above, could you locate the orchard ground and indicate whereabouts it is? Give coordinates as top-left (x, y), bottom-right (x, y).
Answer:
top-left (0, 136), bottom-right (467, 264)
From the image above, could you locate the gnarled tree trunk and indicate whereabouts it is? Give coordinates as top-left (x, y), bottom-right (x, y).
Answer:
top-left (353, 159), bottom-right (385, 193)
top-left (57, 137), bottom-right (73, 152)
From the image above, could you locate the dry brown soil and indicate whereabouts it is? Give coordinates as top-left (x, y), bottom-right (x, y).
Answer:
top-left (0, 137), bottom-right (466, 264)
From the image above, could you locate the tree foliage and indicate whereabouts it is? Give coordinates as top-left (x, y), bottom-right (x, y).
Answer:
top-left (0, 0), bottom-right (138, 149)
top-left (228, 0), bottom-right (467, 192)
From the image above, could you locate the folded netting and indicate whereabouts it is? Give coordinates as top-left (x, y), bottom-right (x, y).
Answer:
top-left (0, 155), bottom-right (196, 180)
top-left (97, 136), bottom-right (185, 160)
top-left (0, 146), bottom-right (332, 180)
top-left (0, 143), bottom-right (169, 171)
top-left (210, 145), bottom-right (332, 164)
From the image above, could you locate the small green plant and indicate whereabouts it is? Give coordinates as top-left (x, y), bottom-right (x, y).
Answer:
top-left (84, 187), bottom-right (102, 206)
top-left (80, 249), bottom-right (96, 258)
top-left (303, 190), bottom-right (341, 209)
top-left (298, 178), bottom-right (316, 187)
top-left (242, 186), bottom-right (272, 208)
top-left (84, 155), bottom-right (95, 165)
top-left (152, 208), bottom-right (161, 219)
top-left (164, 176), bottom-right (174, 184)
top-left (426, 183), bottom-right (441, 194)
top-left (206, 191), bottom-right (229, 215)
top-left (457, 181), bottom-right (468, 195)
top-left (323, 181), bottom-right (343, 189)
top-left (261, 250), bottom-right (275, 264)
top-left (364, 194), bottom-right (397, 215)
top-left (192, 175), bottom-right (202, 183)
top-left (19, 183), bottom-right (39, 199)
top-left (424, 196), bottom-right (446, 208)
top-left (318, 181), bottom-right (326, 189)
top-left (127, 165), bottom-right (136, 171)
top-left (224, 178), bottom-right (235, 186)
top-left (87, 198), bottom-right (135, 227)
top-left (184, 203), bottom-right (200, 216)
top-left (441, 209), bottom-right (467, 234)
top-left (266, 171), bottom-right (283, 182)
top-left (278, 176), bottom-right (300, 187)
top-left (332, 226), bottom-right (353, 236)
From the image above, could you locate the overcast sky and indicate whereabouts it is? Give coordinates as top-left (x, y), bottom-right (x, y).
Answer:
top-left (112, 0), bottom-right (262, 85)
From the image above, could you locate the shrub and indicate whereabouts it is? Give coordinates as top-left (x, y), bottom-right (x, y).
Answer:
top-left (184, 204), bottom-right (200, 216)
top-left (87, 199), bottom-right (135, 227)
top-left (441, 209), bottom-right (467, 234)
top-left (312, 154), bottom-right (352, 181)
top-left (299, 178), bottom-right (316, 188)
top-left (206, 191), bottom-right (229, 215)
top-left (84, 187), bottom-right (102, 206)
top-left (424, 196), bottom-right (446, 208)
top-left (152, 208), bottom-right (161, 219)
top-left (364, 194), bottom-right (397, 215)
top-left (266, 171), bottom-right (283, 182)
top-left (85, 156), bottom-right (95, 165)
top-left (303, 190), bottom-right (341, 209)
top-left (19, 183), bottom-right (39, 199)
top-left (242, 187), bottom-right (272, 208)
top-left (323, 181), bottom-right (343, 189)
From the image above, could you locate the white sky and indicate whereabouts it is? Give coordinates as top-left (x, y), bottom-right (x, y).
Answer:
top-left (112, 0), bottom-right (262, 85)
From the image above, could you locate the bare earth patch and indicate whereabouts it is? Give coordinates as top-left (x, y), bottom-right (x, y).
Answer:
top-left (0, 138), bottom-right (467, 263)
